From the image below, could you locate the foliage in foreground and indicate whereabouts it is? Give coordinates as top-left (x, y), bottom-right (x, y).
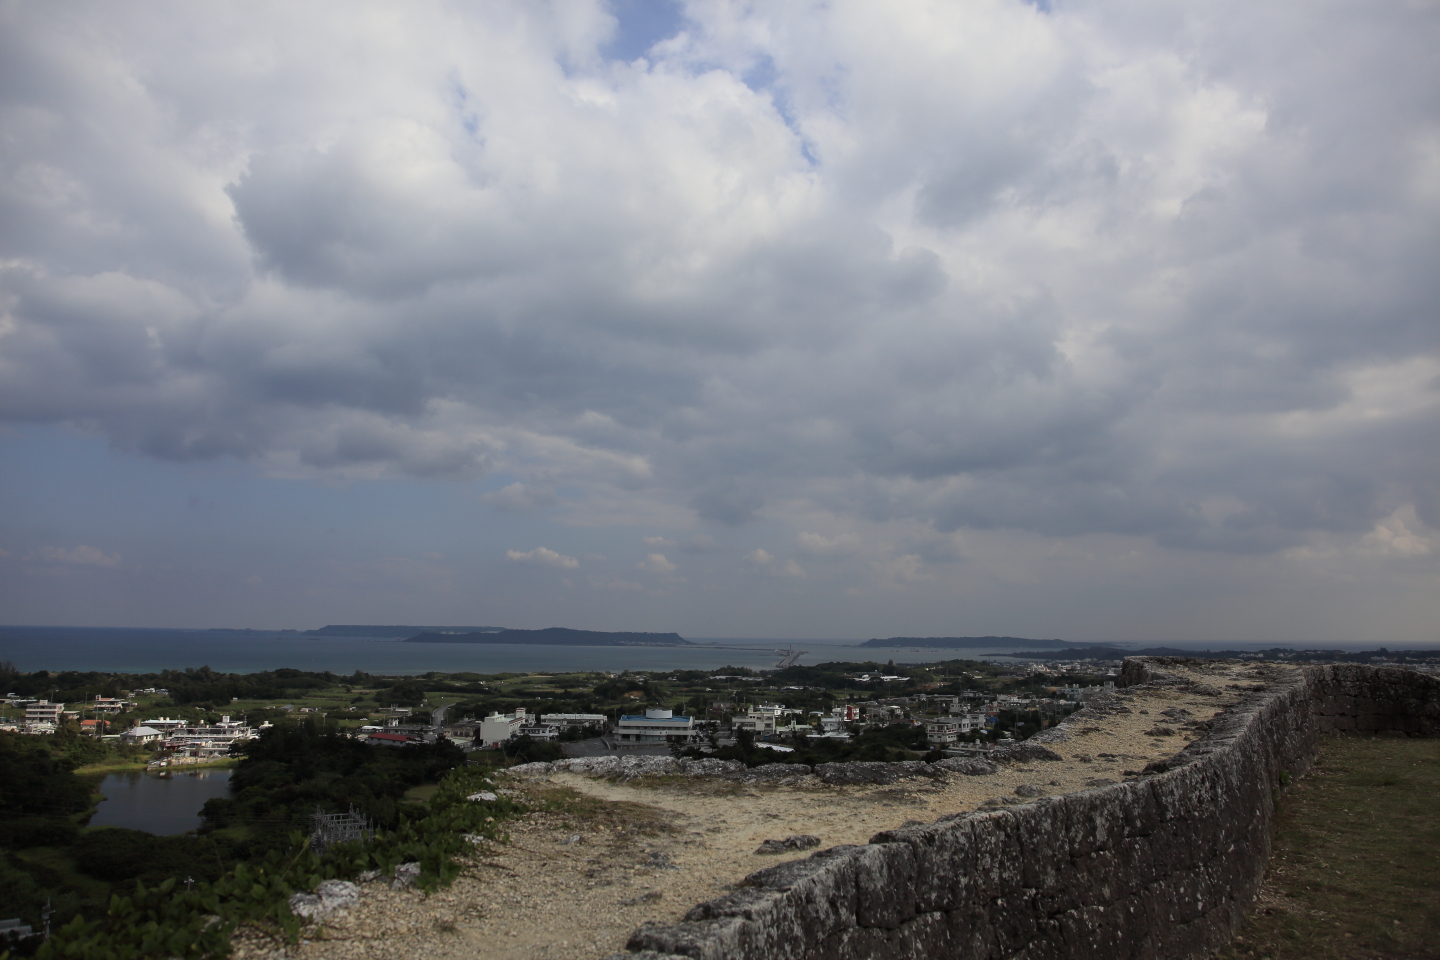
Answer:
top-left (28, 765), bottom-right (524, 960)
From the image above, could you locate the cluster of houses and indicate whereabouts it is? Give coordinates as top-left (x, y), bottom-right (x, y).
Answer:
top-left (119, 715), bottom-right (263, 758)
top-left (1, 696), bottom-right (138, 735)
top-left (0, 695), bottom-right (265, 760)
top-left (446, 687), bottom-right (1092, 752)
top-left (3, 679), bottom-right (1108, 756)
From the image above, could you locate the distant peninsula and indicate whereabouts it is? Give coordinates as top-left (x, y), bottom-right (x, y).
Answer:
top-left (307, 625), bottom-right (505, 638)
top-left (859, 636), bottom-right (1072, 649)
top-left (403, 627), bottom-right (691, 646)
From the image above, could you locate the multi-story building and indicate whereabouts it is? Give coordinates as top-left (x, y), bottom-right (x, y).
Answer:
top-left (91, 696), bottom-right (136, 715)
top-left (24, 700), bottom-right (64, 734)
top-left (925, 719), bottom-right (962, 745)
top-left (517, 723), bottom-right (560, 741)
top-left (167, 716), bottom-right (256, 757)
top-left (616, 708), bottom-right (695, 743)
top-left (731, 709), bottom-right (777, 736)
top-left (479, 707), bottom-right (527, 747)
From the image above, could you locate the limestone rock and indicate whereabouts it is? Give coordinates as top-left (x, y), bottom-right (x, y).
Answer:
top-left (288, 879), bottom-right (360, 921)
top-left (391, 862), bottom-right (421, 890)
top-left (755, 835), bottom-right (822, 854)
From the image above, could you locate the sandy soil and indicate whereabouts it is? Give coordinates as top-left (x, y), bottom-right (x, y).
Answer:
top-left (234, 660), bottom-right (1270, 960)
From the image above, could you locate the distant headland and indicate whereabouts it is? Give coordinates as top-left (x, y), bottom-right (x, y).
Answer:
top-left (306, 625), bottom-right (505, 638)
top-left (402, 627), bottom-right (692, 647)
top-left (859, 636), bottom-right (1073, 649)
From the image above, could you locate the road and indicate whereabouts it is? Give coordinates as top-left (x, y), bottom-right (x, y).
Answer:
top-left (428, 702), bottom-right (451, 741)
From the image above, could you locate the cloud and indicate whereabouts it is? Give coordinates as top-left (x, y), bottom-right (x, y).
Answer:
top-left (505, 547), bottom-right (579, 569)
top-left (1360, 508), bottom-right (1433, 558)
top-left (637, 553), bottom-right (677, 575)
top-left (690, 482), bottom-right (764, 527)
top-left (745, 548), bottom-right (805, 578)
top-left (679, 534), bottom-right (719, 553)
top-left (872, 554), bottom-right (931, 587)
top-left (642, 535), bottom-right (675, 547)
top-left (484, 482), bottom-right (559, 513)
top-left (36, 545), bottom-right (121, 568)
top-left (0, 0), bottom-right (1436, 583)
top-left (796, 532), bottom-right (862, 559)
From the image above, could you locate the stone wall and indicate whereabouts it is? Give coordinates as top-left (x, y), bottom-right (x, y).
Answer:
top-left (605, 660), bottom-right (1439, 960)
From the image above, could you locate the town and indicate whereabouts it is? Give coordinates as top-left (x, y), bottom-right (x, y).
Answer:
top-left (1, 657), bottom-right (1122, 765)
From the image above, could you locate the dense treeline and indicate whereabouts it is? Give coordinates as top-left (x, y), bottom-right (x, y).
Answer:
top-left (201, 718), bottom-right (465, 845)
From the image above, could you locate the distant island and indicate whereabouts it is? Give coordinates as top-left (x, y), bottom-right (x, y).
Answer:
top-left (403, 627), bottom-right (691, 646)
top-left (307, 625), bottom-right (505, 638)
top-left (1008, 645), bottom-right (1440, 662)
top-left (859, 636), bottom-right (1072, 649)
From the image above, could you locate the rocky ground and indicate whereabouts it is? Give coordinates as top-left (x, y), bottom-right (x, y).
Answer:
top-left (232, 660), bottom-right (1273, 960)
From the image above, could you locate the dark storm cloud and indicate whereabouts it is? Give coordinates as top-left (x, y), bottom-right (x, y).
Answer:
top-left (0, 0), bottom-right (1436, 558)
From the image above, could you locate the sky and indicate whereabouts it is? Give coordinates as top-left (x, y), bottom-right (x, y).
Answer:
top-left (0, 0), bottom-right (1437, 644)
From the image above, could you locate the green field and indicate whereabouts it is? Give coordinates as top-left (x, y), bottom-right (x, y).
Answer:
top-left (1217, 735), bottom-right (1440, 960)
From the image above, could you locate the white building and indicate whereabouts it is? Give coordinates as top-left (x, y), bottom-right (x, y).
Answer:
top-left (539, 713), bottom-right (608, 731)
top-left (91, 696), bottom-right (136, 715)
top-left (24, 700), bottom-right (64, 734)
top-left (1060, 682), bottom-right (1115, 702)
top-left (956, 713), bottom-right (989, 733)
top-left (731, 710), bottom-right (777, 736)
top-left (121, 725), bottom-right (164, 744)
top-left (925, 719), bottom-right (961, 745)
top-left (616, 708), bottom-right (695, 743)
top-left (479, 708), bottom-right (527, 747)
top-left (166, 716), bottom-right (256, 757)
top-left (517, 724), bottom-right (560, 741)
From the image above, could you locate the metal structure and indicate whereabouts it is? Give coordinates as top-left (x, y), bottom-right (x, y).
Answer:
top-left (309, 806), bottom-right (375, 854)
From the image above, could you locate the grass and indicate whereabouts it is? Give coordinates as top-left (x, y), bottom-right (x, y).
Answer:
top-left (403, 782), bottom-right (442, 802)
top-left (1216, 735), bottom-right (1440, 960)
top-left (73, 755), bottom-right (239, 776)
top-left (518, 781), bottom-right (675, 837)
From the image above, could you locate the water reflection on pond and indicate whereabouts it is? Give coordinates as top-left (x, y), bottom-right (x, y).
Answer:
top-left (90, 768), bottom-right (233, 836)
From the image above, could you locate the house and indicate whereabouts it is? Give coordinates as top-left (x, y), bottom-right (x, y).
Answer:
top-left (367, 731), bottom-right (422, 747)
top-left (91, 696), bottom-right (136, 714)
top-left (925, 719), bottom-right (961, 745)
top-left (121, 725), bottom-right (164, 744)
top-left (616, 708), bottom-right (695, 743)
top-left (956, 713), bottom-right (989, 733)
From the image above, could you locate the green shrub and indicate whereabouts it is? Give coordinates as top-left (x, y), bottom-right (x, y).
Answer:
top-left (34, 765), bottom-right (526, 960)
top-left (0, 815), bottom-right (80, 849)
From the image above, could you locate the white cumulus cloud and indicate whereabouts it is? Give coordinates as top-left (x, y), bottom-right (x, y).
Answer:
top-left (505, 547), bottom-right (579, 569)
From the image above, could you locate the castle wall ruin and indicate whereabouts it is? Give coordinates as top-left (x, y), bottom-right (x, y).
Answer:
top-left (606, 661), bottom-right (1440, 960)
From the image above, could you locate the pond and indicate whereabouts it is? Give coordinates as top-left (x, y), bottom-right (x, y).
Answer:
top-left (89, 768), bottom-right (233, 836)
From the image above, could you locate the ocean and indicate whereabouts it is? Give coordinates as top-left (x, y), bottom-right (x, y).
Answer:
top-left (0, 627), bottom-right (872, 675)
top-left (0, 627), bottom-right (1417, 676)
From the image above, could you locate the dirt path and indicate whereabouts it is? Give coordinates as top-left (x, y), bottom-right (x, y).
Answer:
top-left (238, 660), bottom-right (1265, 960)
